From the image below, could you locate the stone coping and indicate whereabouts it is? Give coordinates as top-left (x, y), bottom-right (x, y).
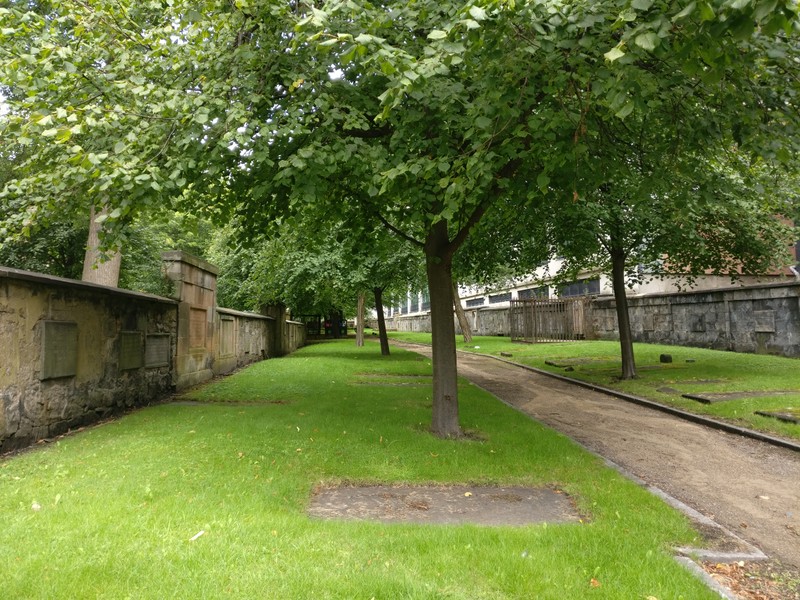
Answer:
top-left (216, 306), bottom-right (275, 320)
top-left (0, 266), bottom-right (178, 305)
top-left (160, 250), bottom-right (220, 275)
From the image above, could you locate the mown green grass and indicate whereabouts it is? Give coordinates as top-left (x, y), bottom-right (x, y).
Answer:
top-left (1, 340), bottom-right (720, 598)
top-left (387, 331), bottom-right (800, 441)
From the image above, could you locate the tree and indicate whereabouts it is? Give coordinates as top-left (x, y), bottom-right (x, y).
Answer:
top-left (2, 0), bottom-right (798, 435)
top-left (541, 157), bottom-right (795, 378)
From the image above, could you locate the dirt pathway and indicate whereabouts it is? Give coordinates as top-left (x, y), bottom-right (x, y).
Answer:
top-left (400, 343), bottom-right (800, 570)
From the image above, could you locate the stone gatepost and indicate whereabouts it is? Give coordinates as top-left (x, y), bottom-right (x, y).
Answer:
top-left (162, 251), bottom-right (218, 389)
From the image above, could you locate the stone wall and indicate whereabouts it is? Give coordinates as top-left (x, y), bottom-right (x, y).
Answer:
top-left (214, 308), bottom-right (273, 376)
top-left (285, 320), bottom-right (307, 354)
top-left (162, 251), bottom-right (218, 389)
top-left (390, 307), bottom-right (510, 337)
top-left (390, 282), bottom-right (800, 357)
top-left (590, 283), bottom-right (800, 356)
top-left (1, 253), bottom-right (306, 452)
top-left (0, 267), bottom-right (177, 452)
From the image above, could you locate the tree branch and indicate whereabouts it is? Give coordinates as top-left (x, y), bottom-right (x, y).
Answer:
top-left (375, 211), bottom-right (424, 248)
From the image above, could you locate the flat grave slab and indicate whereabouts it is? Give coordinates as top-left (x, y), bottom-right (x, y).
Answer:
top-left (754, 410), bottom-right (800, 424)
top-left (682, 390), bottom-right (800, 404)
top-left (307, 485), bottom-right (583, 526)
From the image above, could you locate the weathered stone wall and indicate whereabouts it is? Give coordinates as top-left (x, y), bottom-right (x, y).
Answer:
top-left (391, 307), bottom-right (509, 337)
top-left (0, 267), bottom-right (177, 452)
top-left (214, 308), bottom-right (273, 376)
top-left (162, 251), bottom-right (218, 389)
top-left (590, 283), bottom-right (800, 356)
top-left (391, 282), bottom-right (800, 357)
top-left (1, 254), bottom-right (307, 452)
top-left (285, 320), bottom-right (307, 354)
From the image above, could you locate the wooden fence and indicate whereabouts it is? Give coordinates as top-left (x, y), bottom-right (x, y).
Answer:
top-left (510, 297), bottom-right (591, 343)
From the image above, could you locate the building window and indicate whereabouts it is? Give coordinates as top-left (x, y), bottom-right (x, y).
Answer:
top-left (489, 292), bottom-right (512, 304)
top-left (558, 278), bottom-right (600, 297)
top-left (410, 296), bottom-right (419, 313)
top-left (518, 286), bottom-right (549, 300)
top-left (466, 297), bottom-right (485, 308)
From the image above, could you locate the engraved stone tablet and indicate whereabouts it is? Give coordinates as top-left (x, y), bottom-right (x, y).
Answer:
top-left (220, 317), bottom-right (235, 357)
top-left (753, 310), bottom-right (776, 333)
top-left (145, 334), bottom-right (171, 367)
top-left (119, 331), bottom-right (143, 370)
top-left (189, 307), bottom-right (207, 349)
top-left (41, 321), bottom-right (78, 380)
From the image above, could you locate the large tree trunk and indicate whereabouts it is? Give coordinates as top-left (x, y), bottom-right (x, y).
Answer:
top-left (82, 206), bottom-right (121, 286)
top-left (610, 247), bottom-right (637, 379)
top-left (373, 286), bottom-right (390, 356)
top-left (452, 280), bottom-right (473, 344)
top-left (425, 221), bottom-right (462, 438)
top-left (356, 293), bottom-right (365, 347)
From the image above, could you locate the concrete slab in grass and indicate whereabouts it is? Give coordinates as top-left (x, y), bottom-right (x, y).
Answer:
top-left (308, 485), bottom-right (583, 526)
top-left (682, 390), bottom-right (800, 404)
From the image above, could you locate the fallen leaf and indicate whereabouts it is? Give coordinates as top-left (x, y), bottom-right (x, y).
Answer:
top-left (31, 501), bottom-right (41, 512)
top-left (464, 492), bottom-right (473, 497)
top-left (590, 578), bottom-right (601, 588)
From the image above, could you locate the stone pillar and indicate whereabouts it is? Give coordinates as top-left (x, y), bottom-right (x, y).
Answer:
top-left (261, 303), bottom-right (287, 357)
top-left (162, 251), bottom-right (219, 389)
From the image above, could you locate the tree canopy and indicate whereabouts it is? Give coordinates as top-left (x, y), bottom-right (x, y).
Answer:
top-left (2, 0), bottom-right (798, 435)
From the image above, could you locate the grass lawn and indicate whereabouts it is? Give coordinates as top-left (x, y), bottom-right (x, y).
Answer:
top-left (387, 331), bottom-right (800, 441)
top-left (1, 340), bottom-right (722, 598)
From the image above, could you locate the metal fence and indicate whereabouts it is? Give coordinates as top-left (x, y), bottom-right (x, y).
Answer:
top-left (510, 297), bottom-right (590, 343)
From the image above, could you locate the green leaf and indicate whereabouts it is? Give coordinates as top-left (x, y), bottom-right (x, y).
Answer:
top-left (427, 29), bottom-right (448, 40)
top-left (604, 46), bottom-right (626, 62)
top-left (672, 1), bottom-right (696, 20)
top-left (631, 0), bottom-right (654, 9)
top-left (468, 5), bottom-right (488, 21)
top-left (615, 101), bottom-right (635, 119)
top-left (634, 32), bottom-right (660, 51)
top-left (114, 141), bottom-right (126, 154)
top-left (537, 173), bottom-right (550, 191)
top-left (698, 1), bottom-right (716, 20)
top-left (54, 128), bottom-right (72, 143)
top-left (752, 0), bottom-right (777, 22)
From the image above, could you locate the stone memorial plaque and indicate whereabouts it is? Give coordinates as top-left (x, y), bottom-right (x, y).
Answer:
top-left (119, 331), bottom-right (143, 370)
top-left (145, 334), bottom-right (171, 368)
top-left (220, 317), bottom-right (235, 357)
top-left (189, 307), bottom-right (207, 349)
top-left (753, 310), bottom-right (776, 333)
top-left (41, 321), bottom-right (78, 380)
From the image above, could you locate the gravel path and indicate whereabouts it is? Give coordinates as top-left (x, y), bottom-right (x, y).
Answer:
top-left (399, 343), bottom-right (800, 570)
